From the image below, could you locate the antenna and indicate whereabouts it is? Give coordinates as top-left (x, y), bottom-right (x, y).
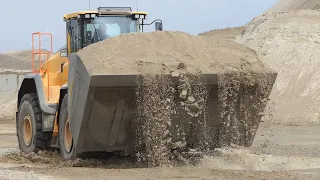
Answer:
top-left (89, 0), bottom-right (91, 10)
top-left (136, 0), bottom-right (139, 11)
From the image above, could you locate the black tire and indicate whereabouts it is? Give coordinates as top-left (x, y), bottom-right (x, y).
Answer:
top-left (58, 93), bottom-right (77, 160)
top-left (17, 93), bottom-right (51, 153)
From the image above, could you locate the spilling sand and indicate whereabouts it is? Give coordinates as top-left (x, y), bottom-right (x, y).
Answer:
top-left (235, 10), bottom-right (320, 124)
top-left (76, 31), bottom-right (276, 166)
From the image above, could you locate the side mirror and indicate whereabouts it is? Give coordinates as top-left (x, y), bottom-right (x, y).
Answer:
top-left (155, 21), bottom-right (163, 31)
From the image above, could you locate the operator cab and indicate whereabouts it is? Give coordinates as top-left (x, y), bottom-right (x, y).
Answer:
top-left (62, 7), bottom-right (163, 56)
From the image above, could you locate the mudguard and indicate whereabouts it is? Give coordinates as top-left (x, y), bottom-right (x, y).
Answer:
top-left (17, 73), bottom-right (57, 131)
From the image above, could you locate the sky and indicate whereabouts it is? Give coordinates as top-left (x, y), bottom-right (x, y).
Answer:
top-left (0, 0), bottom-right (278, 53)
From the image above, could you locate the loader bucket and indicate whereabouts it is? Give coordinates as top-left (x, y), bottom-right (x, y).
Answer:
top-left (68, 54), bottom-right (277, 156)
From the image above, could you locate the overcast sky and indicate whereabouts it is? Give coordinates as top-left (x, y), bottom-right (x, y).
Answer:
top-left (0, 0), bottom-right (278, 52)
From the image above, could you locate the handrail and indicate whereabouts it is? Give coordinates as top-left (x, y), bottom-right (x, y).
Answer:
top-left (31, 32), bottom-right (53, 101)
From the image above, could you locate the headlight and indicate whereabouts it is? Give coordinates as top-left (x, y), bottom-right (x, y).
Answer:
top-left (135, 14), bottom-right (140, 19)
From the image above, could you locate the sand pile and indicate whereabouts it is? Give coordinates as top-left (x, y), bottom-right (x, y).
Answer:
top-left (1, 49), bottom-right (52, 71)
top-left (266, 0), bottom-right (320, 13)
top-left (0, 50), bottom-right (46, 121)
top-left (0, 69), bottom-right (31, 121)
top-left (235, 10), bottom-right (320, 124)
top-left (0, 54), bottom-right (30, 71)
top-left (3, 49), bottom-right (50, 62)
top-left (0, 92), bottom-right (17, 121)
top-left (198, 27), bottom-right (245, 41)
top-left (77, 31), bottom-right (271, 75)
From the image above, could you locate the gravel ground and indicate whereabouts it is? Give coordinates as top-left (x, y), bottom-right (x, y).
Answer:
top-left (1, 119), bottom-right (320, 180)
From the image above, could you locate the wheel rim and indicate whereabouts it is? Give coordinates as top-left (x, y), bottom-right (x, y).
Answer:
top-left (23, 114), bottom-right (33, 147)
top-left (64, 118), bottom-right (73, 152)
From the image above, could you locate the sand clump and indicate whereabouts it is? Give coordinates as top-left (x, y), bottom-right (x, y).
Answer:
top-left (134, 73), bottom-right (210, 166)
top-left (235, 10), bottom-right (320, 124)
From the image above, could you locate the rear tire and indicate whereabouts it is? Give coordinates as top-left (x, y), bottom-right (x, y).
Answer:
top-left (17, 93), bottom-right (51, 153)
top-left (58, 93), bottom-right (77, 160)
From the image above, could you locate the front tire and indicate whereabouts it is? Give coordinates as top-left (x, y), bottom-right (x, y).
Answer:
top-left (17, 93), bottom-right (51, 153)
top-left (58, 93), bottom-right (77, 160)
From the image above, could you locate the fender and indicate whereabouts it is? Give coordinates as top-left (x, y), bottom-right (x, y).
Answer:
top-left (17, 73), bottom-right (58, 132)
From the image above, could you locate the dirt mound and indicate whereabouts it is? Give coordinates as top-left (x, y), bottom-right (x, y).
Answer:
top-left (235, 10), bottom-right (320, 124)
top-left (266, 0), bottom-right (320, 13)
top-left (0, 54), bottom-right (30, 71)
top-left (0, 70), bottom-right (31, 121)
top-left (3, 49), bottom-right (50, 62)
top-left (77, 31), bottom-right (272, 75)
top-left (0, 93), bottom-right (17, 121)
top-left (198, 27), bottom-right (245, 41)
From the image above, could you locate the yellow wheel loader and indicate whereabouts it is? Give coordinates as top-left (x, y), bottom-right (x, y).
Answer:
top-left (16, 7), bottom-right (277, 161)
top-left (16, 7), bottom-right (164, 160)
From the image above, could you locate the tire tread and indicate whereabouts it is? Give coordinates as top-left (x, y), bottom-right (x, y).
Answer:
top-left (18, 93), bottom-right (51, 150)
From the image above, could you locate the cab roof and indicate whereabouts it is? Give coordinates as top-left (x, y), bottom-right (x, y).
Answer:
top-left (63, 7), bottom-right (148, 20)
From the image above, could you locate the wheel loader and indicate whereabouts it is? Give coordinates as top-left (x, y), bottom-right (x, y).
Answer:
top-left (16, 7), bottom-right (277, 161)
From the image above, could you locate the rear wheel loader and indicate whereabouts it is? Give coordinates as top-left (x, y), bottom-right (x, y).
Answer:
top-left (16, 7), bottom-right (277, 161)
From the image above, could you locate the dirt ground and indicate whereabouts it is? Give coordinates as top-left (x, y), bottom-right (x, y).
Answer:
top-left (1, 118), bottom-right (320, 180)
